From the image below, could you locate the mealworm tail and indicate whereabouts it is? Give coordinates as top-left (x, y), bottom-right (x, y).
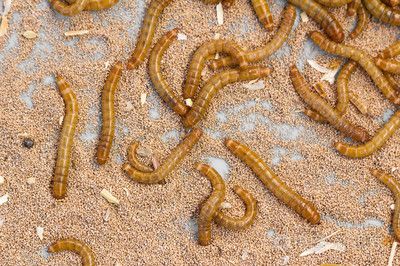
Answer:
top-left (362, 0), bottom-right (400, 26)
top-left (48, 238), bottom-right (95, 266)
top-left (251, 0), bottom-right (274, 31)
top-left (127, 142), bottom-right (154, 172)
top-left (375, 58), bottom-right (400, 75)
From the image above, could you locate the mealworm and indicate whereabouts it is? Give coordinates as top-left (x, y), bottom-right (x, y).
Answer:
top-left (251, 0), bottom-right (273, 31)
top-left (64, 0), bottom-right (118, 10)
top-left (290, 65), bottom-right (370, 142)
top-left (214, 185), bottom-right (257, 229)
top-left (288, 0), bottom-right (345, 43)
top-left (349, 90), bottom-right (368, 115)
top-left (349, 2), bottom-right (369, 39)
top-left (310, 31), bottom-right (400, 105)
top-left (382, 0), bottom-right (400, 6)
top-left (149, 29), bottom-right (188, 117)
top-left (335, 110), bottom-right (400, 158)
top-left (183, 40), bottom-right (248, 100)
top-left (127, 0), bottom-right (174, 70)
top-left (127, 142), bottom-right (153, 173)
top-left (225, 138), bottom-right (320, 224)
top-left (315, 0), bottom-right (353, 7)
top-left (122, 128), bottom-right (202, 184)
top-left (362, 0), bottom-right (400, 26)
top-left (378, 40), bottom-right (400, 59)
top-left (210, 4), bottom-right (296, 70)
top-left (370, 169), bottom-right (400, 241)
top-left (313, 81), bottom-right (328, 99)
top-left (48, 238), bottom-right (95, 266)
top-left (385, 73), bottom-right (400, 91)
top-left (49, 0), bottom-right (89, 16)
top-left (97, 62), bottom-right (123, 165)
top-left (347, 0), bottom-right (361, 16)
top-left (53, 76), bottom-right (79, 199)
top-left (375, 58), bottom-right (400, 74)
top-left (196, 163), bottom-right (226, 246)
top-left (183, 66), bottom-right (271, 128)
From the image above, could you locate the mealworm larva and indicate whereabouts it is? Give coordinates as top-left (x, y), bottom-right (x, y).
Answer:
top-left (290, 65), bottom-right (370, 142)
top-left (48, 238), bottom-right (95, 266)
top-left (349, 2), bottom-right (369, 39)
top-left (315, 0), bottom-right (353, 7)
top-left (97, 62), bottom-right (123, 165)
top-left (214, 185), bottom-right (257, 229)
top-left (149, 29), bottom-right (188, 116)
top-left (210, 4), bottom-right (296, 70)
top-left (370, 169), bottom-right (400, 241)
top-left (251, 0), bottom-right (274, 31)
top-left (313, 81), bottom-right (328, 99)
top-left (127, 0), bottom-right (174, 70)
top-left (303, 109), bottom-right (326, 122)
top-left (310, 31), bottom-right (400, 105)
top-left (385, 73), bottom-right (400, 91)
top-left (127, 142), bottom-right (153, 173)
top-left (347, 0), bottom-right (361, 16)
top-left (362, 0), bottom-right (400, 26)
top-left (349, 90), bottom-right (368, 114)
top-left (378, 40), bottom-right (400, 59)
top-left (183, 66), bottom-right (271, 128)
top-left (183, 40), bottom-right (248, 100)
top-left (196, 163), bottom-right (226, 246)
top-left (122, 128), bottom-right (202, 184)
top-left (288, 0), bottom-right (344, 43)
top-left (49, 0), bottom-right (89, 16)
top-left (335, 110), bottom-right (400, 158)
top-left (381, 0), bottom-right (400, 6)
top-left (225, 138), bottom-right (321, 224)
top-left (64, 0), bottom-right (118, 10)
top-left (53, 76), bottom-right (79, 199)
top-left (375, 58), bottom-right (400, 74)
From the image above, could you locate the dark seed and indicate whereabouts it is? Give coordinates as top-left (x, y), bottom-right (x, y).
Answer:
top-left (23, 138), bottom-right (34, 149)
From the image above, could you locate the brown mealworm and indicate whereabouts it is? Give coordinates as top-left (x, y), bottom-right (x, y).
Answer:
top-left (290, 65), bottom-right (370, 142)
top-left (149, 29), bottom-right (188, 117)
top-left (53, 76), bottom-right (79, 199)
top-left (225, 138), bottom-right (320, 224)
top-left (210, 4), bottom-right (296, 70)
top-left (378, 40), bottom-right (400, 59)
top-left (127, 0), bottom-right (174, 70)
top-left (349, 90), bottom-right (368, 115)
top-left (349, 2), bottom-right (369, 39)
top-left (315, 0), bottom-right (353, 7)
top-left (381, 0), bottom-right (400, 6)
top-left (97, 62), bottom-right (123, 165)
top-left (127, 142), bottom-right (153, 173)
top-left (375, 58), bottom-right (400, 74)
top-left (310, 31), bottom-right (400, 105)
top-left (288, 0), bottom-right (345, 43)
top-left (370, 169), bottom-right (400, 241)
top-left (214, 185), bottom-right (258, 229)
top-left (335, 110), bottom-right (400, 158)
top-left (49, 0), bottom-right (89, 16)
top-left (251, 0), bottom-right (274, 31)
top-left (347, 0), bottom-right (361, 16)
top-left (64, 0), bottom-right (118, 10)
top-left (183, 66), bottom-right (271, 128)
top-left (122, 128), bottom-right (202, 184)
top-left (48, 238), bottom-right (95, 266)
top-left (362, 0), bottom-right (400, 26)
top-left (196, 163), bottom-right (226, 246)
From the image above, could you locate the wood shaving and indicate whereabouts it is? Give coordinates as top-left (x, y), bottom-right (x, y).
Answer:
top-left (243, 80), bottom-right (265, 90)
top-left (26, 177), bottom-right (35, 185)
top-left (151, 156), bottom-right (160, 170)
top-left (300, 12), bottom-right (309, 23)
top-left (349, 91), bottom-right (368, 115)
top-left (390, 204), bottom-right (395, 210)
top-left (100, 189), bottom-right (120, 205)
top-left (388, 241), bottom-right (398, 266)
top-left (0, 193), bottom-right (9, 205)
top-left (140, 93), bottom-right (147, 106)
top-left (0, 16), bottom-right (8, 37)
top-left (184, 98), bottom-right (193, 107)
top-left (300, 241), bottom-right (346, 257)
top-left (177, 33), bottom-right (187, 41)
top-left (22, 30), bottom-right (37, 39)
top-left (104, 208), bottom-right (111, 222)
top-left (36, 226), bottom-right (44, 240)
top-left (307, 60), bottom-right (339, 85)
top-left (59, 116), bottom-right (64, 126)
top-left (0, 176), bottom-right (4, 186)
top-left (216, 3), bottom-right (223, 25)
top-left (64, 30), bottom-right (90, 37)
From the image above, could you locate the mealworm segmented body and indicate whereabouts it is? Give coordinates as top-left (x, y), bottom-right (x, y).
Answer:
top-left (251, 0), bottom-right (273, 31)
top-left (49, 0), bottom-right (89, 16)
top-left (375, 58), bottom-right (400, 74)
top-left (335, 110), bottom-right (400, 158)
top-left (349, 90), bottom-right (368, 114)
top-left (127, 0), bottom-right (174, 70)
top-left (210, 4), bottom-right (296, 70)
top-left (382, 0), bottom-right (400, 6)
top-left (64, 0), bottom-right (118, 10)
top-left (225, 138), bottom-right (320, 224)
top-left (315, 0), bottom-right (353, 7)
top-left (97, 62), bottom-right (123, 165)
top-left (149, 29), bottom-right (188, 116)
top-left (349, 2), bottom-right (369, 39)
top-left (127, 142), bottom-right (153, 173)
top-left (123, 128), bottom-right (202, 184)
top-left (378, 40), bottom-right (400, 59)
top-left (347, 0), bottom-right (361, 16)
top-left (53, 76), bottom-right (79, 199)
top-left (48, 238), bottom-right (95, 266)
top-left (362, 0), bottom-right (400, 26)
top-left (288, 0), bottom-right (344, 43)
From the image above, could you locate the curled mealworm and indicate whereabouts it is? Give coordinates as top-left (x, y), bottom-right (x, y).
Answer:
top-left (97, 62), bottom-right (123, 165)
top-left (183, 66), bottom-right (271, 128)
top-left (347, 0), bottom-right (361, 16)
top-left (225, 138), bottom-right (320, 224)
top-left (64, 0), bottom-right (118, 10)
top-left (362, 0), bottom-right (400, 26)
top-left (48, 238), bottom-right (95, 266)
top-left (127, 0), bottom-right (174, 70)
top-left (196, 163), bottom-right (226, 246)
top-left (378, 40), bottom-right (400, 59)
top-left (49, 0), bottom-right (89, 16)
top-left (288, 0), bottom-right (345, 43)
top-left (375, 58), bottom-right (400, 74)
top-left (122, 128), bottom-right (202, 184)
top-left (210, 4), bottom-right (296, 70)
top-left (315, 0), bottom-right (353, 7)
top-left (127, 142), bottom-right (153, 173)
top-left (149, 29), bottom-right (188, 117)
top-left (370, 169), bottom-right (400, 241)
top-left (310, 31), bottom-right (400, 105)
top-left (349, 2), bottom-right (369, 39)
top-left (251, 0), bottom-right (273, 31)
top-left (290, 65), bottom-right (370, 142)
top-left (335, 110), bottom-right (400, 158)
top-left (183, 40), bottom-right (248, 100)
top-left (214, 185), bottom-right (257, 229)
top-left (53, 76), bottom-right (79, 199)
top-left (349, 90), bottom-right (368, 115)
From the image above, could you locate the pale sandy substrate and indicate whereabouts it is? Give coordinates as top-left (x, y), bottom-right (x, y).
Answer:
top-left (0, 0), bottom-right (399, 265)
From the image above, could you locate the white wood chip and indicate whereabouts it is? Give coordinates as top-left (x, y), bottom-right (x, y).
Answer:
top-left (26, 177), bottom-right (36, 185)
top-left (300, 12), bottom-right (309, 23)
top-left (100, 189), bottom-right (120, 205)
top-left (243, 80), bottom-right (265, 90)
top-left (216, 3), bottom-right (223, 25)
top-left (184, 98), bottom-right (193, 107)
top-left (140, 93), bottom-right (147, 106)
top-left (104, 208), bottom-right (111, 222)
top-left (59, 116), bottom-right (64, 126)
top-left (214, 33), bottom-right (221, 40)
top-left (0, 16), bottom-right (8, 37)
top-left (36, 226), bottom-right (44, 240)
top-left (390, 203), bottom-right (395, 210)
top-left (388, 241), bottom-right (398, 266)
top-left (64, 30), bottom-right (89, 37)
top-left (241, 249), bottom-right (249, 260)
top-left (22, 30), bottom-right (37, 39)
top-left (300, 241), bottom-right (346, 257)
top-left (0, 176), bottom-right (4, 186)
top-left (177, 33), bottom-right (187, 41)
top-left (0, 193), bottom-right (9, 205)
top-left (307, 59), bottom-right (339, 85)
top-left (220, 202), bottom-right (232, 209)
top-left (152, 156), bottom-right (160, 170)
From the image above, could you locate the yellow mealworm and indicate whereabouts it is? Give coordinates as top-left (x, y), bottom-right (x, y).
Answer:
top-left (149, 29), bottom-right (188, 117)
top-left (370, 169), bottom-right (400, 241)
top-left (349, 2), bottom-right (369, 39)
top-left (362, 0), bottom-right (400, 26)
top-left (349, 90), bottom-right (368, 115)
top-left (381, 0), bottom-right (400, 6)
top-left (375, 58), bottom-right (400, 74)
top-left (310, 31), bottom-right (400, 105)
top-left (385, 73), bottom-right (400, 91)
top-left (48, 238), bottom-right (95, 266)
top-left (210, 4), bottom-right (296, 70)
top-left (222, 0), bottom-right (235, 7)
top-left (225, 138), bottom-right (321, 224)
top-left (127, 0), bottom-right (174, 70)
top-left (122, 128), bottom-right (202, 184)
top-left (214, 185), bottom-right (258, 229)
top-left (335, 110), bottom-right (400, 158)
top-left (251, 0), bottom-right (274, 31)
top-left (378, 40), bottom-right (400, 59)
top-left (196, 163), bottom-right (226, 246)
top-left (97, 62), bottom-right (123, 165)
top-left (53, 76), bottom-right (79, 199)
top-left (313, 81), bottom-right (329, 99)
top-left (183, 40), bottom-right (248, 100)
top-left (127, 142), bottom-right (153, 173)
top-left (315, 0), bottom-right (353, 7)
top-left (183, 66), bottom-right (271, 128)
top-left (347, 0), bottom-right (361, 16)
top-left (288, 0), bottom-right (345, 43)
top-left (49, 0), bottom-right (89, 16)
top-left (64, 0), bottom-right (118, 10)
top-left (290, 65), bottom-right (370, 142)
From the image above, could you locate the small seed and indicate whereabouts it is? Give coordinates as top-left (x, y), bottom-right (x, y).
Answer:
top-left (22, 30), bottom-right (37, 39)
top-left (0, 176), bottom-right (4, 186)
top-left (23, 138), bottom-right (34, 149)
top-left (100, 189), bottom-right (120, 205)
top-left (26, 178), bottom-right (36, 185)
